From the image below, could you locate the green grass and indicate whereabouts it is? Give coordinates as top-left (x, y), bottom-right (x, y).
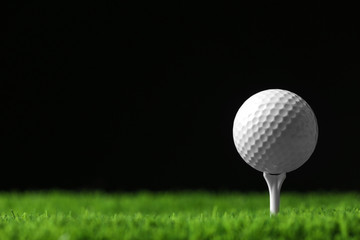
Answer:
top-left (1, 191), bottom-right (360, 240)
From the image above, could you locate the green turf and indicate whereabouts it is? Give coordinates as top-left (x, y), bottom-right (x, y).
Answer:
top-left (0, 191), bottom-right (360, 240)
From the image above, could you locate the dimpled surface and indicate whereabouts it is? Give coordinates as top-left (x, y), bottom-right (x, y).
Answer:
top-left (233, 89), bottom-right (318, 174)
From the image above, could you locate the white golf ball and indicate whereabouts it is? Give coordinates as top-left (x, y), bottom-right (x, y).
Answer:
top-left (233, 89), bottom-right (318, 174)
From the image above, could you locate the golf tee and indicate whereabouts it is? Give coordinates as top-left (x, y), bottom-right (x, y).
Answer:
top-left (263, 172), bottom-right (286, 215)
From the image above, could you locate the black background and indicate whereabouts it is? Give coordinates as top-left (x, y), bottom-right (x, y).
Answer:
top-left (2, 2), bottom-right (359, 191)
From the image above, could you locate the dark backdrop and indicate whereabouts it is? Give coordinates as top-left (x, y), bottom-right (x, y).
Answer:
top-left (2, 2), bottom-right (359, 191)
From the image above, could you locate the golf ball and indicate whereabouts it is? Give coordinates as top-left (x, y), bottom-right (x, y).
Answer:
top-left (233, 89), bottom-right (318, 174)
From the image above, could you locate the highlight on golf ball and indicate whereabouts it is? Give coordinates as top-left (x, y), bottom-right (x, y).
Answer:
top-left (232, 89), bottom-right (318, 214)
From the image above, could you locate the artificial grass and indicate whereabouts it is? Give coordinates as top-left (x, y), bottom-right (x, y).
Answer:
top-left (0, 191), bottom-right (360, 240)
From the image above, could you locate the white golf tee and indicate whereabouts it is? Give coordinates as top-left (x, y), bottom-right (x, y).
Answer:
top-left (263, 172), bottom-right (286, 215)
